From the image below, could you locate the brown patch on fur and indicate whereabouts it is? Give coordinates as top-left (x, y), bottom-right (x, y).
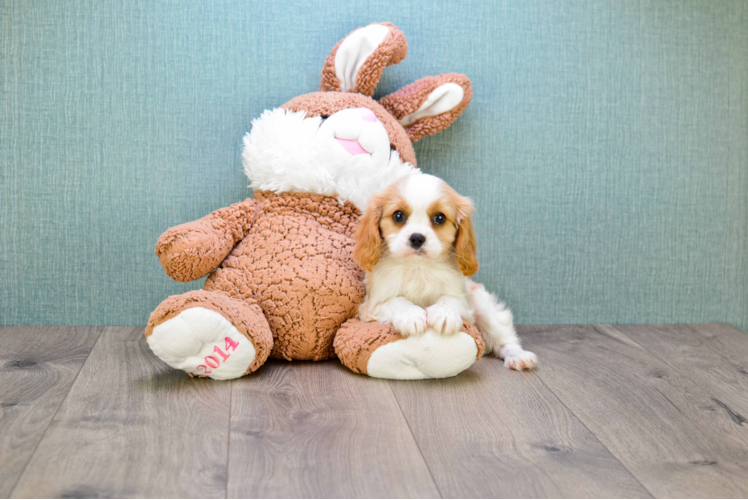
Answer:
top-left (427, 197), bottom-right (459, 258)
top-left (423, 183), bottom-right (477, 272)
top-left (379, 73), bottom-right (472, 143)
top-left (377, 182), bottom-right (412, 239)
top-left (353, 178), bottom-right (413, 271)
top-left (320, 22), bottom-right (408, 96)
top-left (353, 192), bottom-right (385, 272)
top-left (453, 210), bottom-right (478, 276)
top-left (440, 184), bottom-right (478, 276)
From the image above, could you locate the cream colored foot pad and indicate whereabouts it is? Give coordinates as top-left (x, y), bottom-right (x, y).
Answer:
top-left (147, 307), bottom-right (255, 380)
top-left (367, 330), bottom-right (478, 380)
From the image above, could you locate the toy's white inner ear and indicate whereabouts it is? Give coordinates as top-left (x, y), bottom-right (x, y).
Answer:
top-left (399, 83), bottom-right (465, 127)
top-left (335, 24), bottom-right (390, 92)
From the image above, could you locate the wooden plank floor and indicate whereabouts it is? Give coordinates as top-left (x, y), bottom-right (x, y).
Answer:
top-left (1, 323), bottom-right (747, 498)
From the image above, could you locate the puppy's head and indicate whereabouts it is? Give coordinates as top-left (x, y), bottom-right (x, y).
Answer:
top-left (354, 173), bottom-right (478, 276)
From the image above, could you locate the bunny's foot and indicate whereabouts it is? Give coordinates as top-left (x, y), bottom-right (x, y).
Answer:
top-left (334, 319), bottom-right (484, 380)
top-left (145, 290), bottom-right (273, 380)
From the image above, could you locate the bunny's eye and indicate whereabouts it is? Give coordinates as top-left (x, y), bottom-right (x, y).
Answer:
top-left (432, 213), bottom-right (446, 225)
top-left (392, 211), bottom-right (406, 223)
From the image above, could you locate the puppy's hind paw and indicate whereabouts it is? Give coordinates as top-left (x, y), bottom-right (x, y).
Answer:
top-left (499, 344), bottom-right (538, 371)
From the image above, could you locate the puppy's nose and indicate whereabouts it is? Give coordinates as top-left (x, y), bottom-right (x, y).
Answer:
top-left (409, 233), bottom-right (426, 249)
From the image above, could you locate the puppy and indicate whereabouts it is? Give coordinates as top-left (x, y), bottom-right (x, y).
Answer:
top-left (354, 173), bottom-right (537, 370)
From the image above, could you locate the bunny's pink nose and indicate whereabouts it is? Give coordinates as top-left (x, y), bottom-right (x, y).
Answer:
top-left (359, 108), bottom-right (378, 122)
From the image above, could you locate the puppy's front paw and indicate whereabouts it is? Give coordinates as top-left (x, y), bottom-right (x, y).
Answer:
top-left (426, 304), bottom-right (463, 336)
top-left (392, 307), bottom-right (428, 336)
top-left (499, 344), bottom-right (538, 371)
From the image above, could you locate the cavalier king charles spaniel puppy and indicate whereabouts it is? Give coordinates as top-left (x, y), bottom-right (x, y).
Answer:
top-left (353, 173), bottom-right (537, 370)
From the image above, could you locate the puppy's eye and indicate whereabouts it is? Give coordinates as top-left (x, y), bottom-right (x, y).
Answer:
top-left (392, 211), bottom-right (406, 223)
top-left (432, 213), bottom-right (446, 225)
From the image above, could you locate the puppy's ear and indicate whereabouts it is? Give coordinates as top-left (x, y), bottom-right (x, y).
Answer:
top-left (453, 195), bottom-right (479, 277)
top-left (354, 193), bottom-right (386, 271)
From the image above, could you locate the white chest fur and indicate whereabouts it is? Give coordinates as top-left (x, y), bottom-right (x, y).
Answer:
top-left (363, 255), bottom-right (468, 308)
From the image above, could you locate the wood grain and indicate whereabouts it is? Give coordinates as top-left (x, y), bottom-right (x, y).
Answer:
top-left (227, 359), bottom-right (440, 498)
top-left (605, 324), bottom-right (748, 417)
top-left (389, 356), bottom-right (650, 498)
top-left (0, 326), bottom-right (102, 498)
top-left (520, 324), bottom-right (748, 498)
top-left (6, 323), bottom-right (748, 498)
top-left (11, 327), bottom-right (231, 499)
top-left (687, 323), bottom-right (748, 368)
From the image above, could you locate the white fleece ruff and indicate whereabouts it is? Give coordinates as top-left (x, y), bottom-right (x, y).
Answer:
top-left (148, 308), bottom-right (255, 381)
top-left (366, 330), bottom-right (478, 380)
top-left (242, 108), bottom-right (417, 211)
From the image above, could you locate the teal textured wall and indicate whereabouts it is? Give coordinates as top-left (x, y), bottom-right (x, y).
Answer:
top-left (1, 1), bottom-right (746, 329)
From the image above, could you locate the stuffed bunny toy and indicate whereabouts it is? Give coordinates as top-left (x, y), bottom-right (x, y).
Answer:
top-left (145, 22), bottom-right (485, 380)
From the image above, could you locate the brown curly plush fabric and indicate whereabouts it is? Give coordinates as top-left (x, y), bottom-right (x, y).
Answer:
top-left (145, 289), bottom-right (273, 375)
top-left (200, 192), bottom-right (366, 361)
top-left (379, 73), bottom-right (473, 143)
top-left (334, 319), bottom-right (485, 375)
top-left (155, 199), bottom-right (257, 283)
top-left (149, 191), bottom-right (365, 362)
top-left (320, 22), bottom-right (408, 96)
top-left (282, 92), bottom-right (417, 167)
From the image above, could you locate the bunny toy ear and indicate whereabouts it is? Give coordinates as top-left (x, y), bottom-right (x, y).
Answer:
top-left (320, 22), bottom-right (408, 96)
top-left (379, 73), bottom-right (472, 142)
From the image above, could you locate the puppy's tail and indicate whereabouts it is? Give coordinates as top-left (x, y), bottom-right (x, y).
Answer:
top-left (467, 279), bottom-right (519, 355)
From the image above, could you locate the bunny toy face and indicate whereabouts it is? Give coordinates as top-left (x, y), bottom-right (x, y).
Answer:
top-left (242, 22), bottom-right (473, 211)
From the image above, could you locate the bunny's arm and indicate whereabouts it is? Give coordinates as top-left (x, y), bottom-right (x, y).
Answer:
top-left (156, 199), bottom-right (258, 282)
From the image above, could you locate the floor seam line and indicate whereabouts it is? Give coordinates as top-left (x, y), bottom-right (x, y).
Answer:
top-left (529, 368), bottom-right (655, 498)
top-left (529, 326), bottom-right (656, 498)
top-left (8, 325), bottom-right (105, 497)
top-left (387, 381), bottom-right (445, 499)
